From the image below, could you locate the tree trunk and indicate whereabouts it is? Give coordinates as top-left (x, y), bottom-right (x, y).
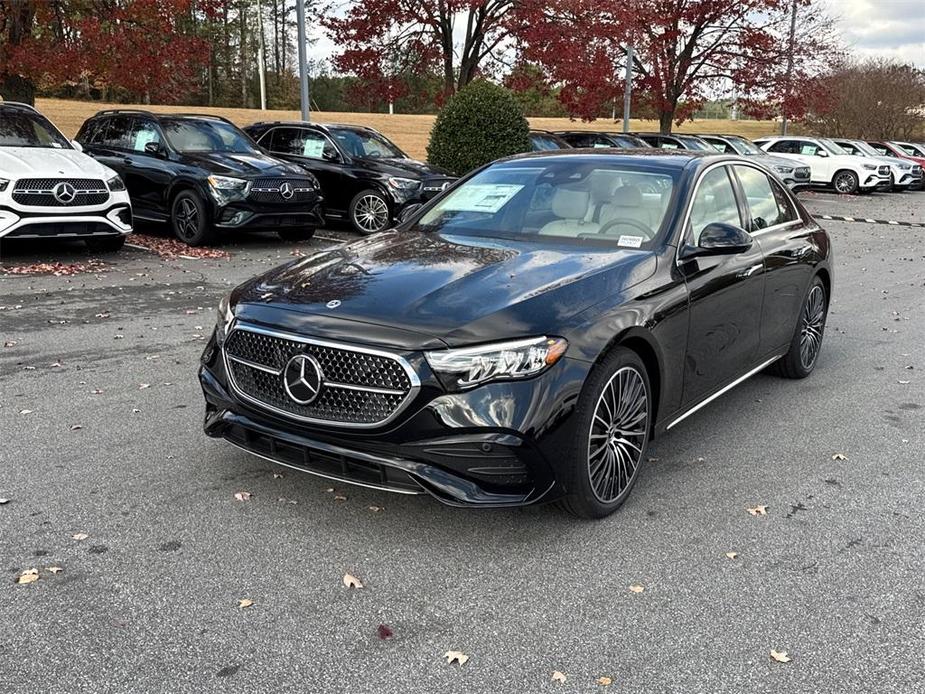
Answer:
top-left (1, 0), bottom-right (37, 104)
top-left (239, 1), bottom-right (248, 107)
top-left (659, 110), bottom-right (674, 134)
top-left (436, 0), bottom-right (454, 95)
top-left (0, 74), bottom-right (35, 104)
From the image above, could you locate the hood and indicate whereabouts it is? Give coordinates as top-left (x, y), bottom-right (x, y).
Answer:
top-left (752, 152), bottom-right (811, 170)
top-left (0, 146), bottom-right (115, 179)
top-left (233, 231), bottom-right (657, 348)
top-left (873, 155), bottom-right (913, 170)
top-left (177, 151), bottom-right (304, 178)
top-left (357, 156), bottom-right (452, 179)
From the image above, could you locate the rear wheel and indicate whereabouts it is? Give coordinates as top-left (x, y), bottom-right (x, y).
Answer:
top-left (277, 228), bottom-right (315, 242)
top-left (171, 190), bottom-right (214, 246)
top-left (832, 170), bottom-right (859, 195)
top-left (348, 189), bottom-right (391, 235)
top-left (770, 277), bottom-right (827, 379)
top-left (560, 348), bottom-right (652, 519)
top-left (85, 235), bottom-right (126, 253)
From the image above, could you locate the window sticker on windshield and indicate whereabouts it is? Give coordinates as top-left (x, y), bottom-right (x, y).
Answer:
top-left (593, 143), bottom-right (611, 148)
top-left (617, 235), bottom-right (643, 248)
top-left (303, 139), bottom-right (325, 158)
top-left (443, 184), bottom-right (523, 213)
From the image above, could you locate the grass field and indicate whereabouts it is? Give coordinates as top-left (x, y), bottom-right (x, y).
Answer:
top-left (37, 97), bottom-right (781, 160)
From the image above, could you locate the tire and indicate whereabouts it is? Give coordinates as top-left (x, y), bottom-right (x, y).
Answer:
top-left (171, 190), bottom-right (214, 246)
top-left (559, 347), bottom-right (652, 519)
top-left (277, 228), bottom-right (316, 242)
top-left (832, 170), bottom-right (859, 195)
top-left (770, 276), bottom-right (828, 379)
top-left (348, 189), bottom-right (391, 235)
top-left (84, 235), bottom-right (126, 253)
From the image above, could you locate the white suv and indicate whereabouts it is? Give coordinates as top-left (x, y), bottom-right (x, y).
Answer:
top-left (753, 135), bottom-right (890, 194)
top-left (832, 138), bottom-right (923, 192)
top-left (0, 102), bottom-right (132, 251)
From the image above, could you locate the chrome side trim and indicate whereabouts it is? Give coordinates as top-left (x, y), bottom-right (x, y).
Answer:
top-left (666, 354), bottom-right (783, 430)
top-left (225, 439), bottom-right (425, 495)
top-left (222, 321), bottom-right (421, 429)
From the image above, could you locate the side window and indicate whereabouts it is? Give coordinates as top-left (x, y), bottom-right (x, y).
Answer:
top-left (101, 116), bottom-right (133, 150)
top-left (734, 165), bottom-right (788, 230)
top-left (769, 178), bottom-right (798, 225)
top-left (797, 140), bottom-right (822, 157)
top-left (768, 140), bottom-right (795, 154)
top-left (128, 119), bottom-right (162, 153)
top-left (591, 136), bottom-right (612, 148)
top-left (689, 166), bottom-right (743, 243)
top-left (270, 128), bottom-right (334, 160)
top-left (86, 119), bottom-right (109, 145)
top-left (659, 138), bottom-right (680, 150)
top-left (838, 142), bottom-right (858, 155)
top-left (706, 140), bottom-right (731, 153)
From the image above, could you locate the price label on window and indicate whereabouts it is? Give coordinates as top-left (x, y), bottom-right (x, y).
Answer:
top-left (442, 184), bottom-right (523, 213)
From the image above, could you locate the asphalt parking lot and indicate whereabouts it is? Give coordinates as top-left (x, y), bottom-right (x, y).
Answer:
top-left (1, 191), bottom-right (923, 693)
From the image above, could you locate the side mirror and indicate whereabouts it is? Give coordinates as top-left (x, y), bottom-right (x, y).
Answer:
top-left (681, 222), bottom-right (753, 259)
top-left (397, 203), bottom-right (423, 226)
top-left (71, 140), bottom-right (84, 152)
top-left (322, 149), bottom-right (340, 162)
top-left (144, 141), bottom-right (165, 157)
top-left (816, 149), bottom-right (829, 158)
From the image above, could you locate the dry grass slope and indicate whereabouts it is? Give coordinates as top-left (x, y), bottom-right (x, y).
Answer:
top-left (38, 97), bottom-right (781, 160)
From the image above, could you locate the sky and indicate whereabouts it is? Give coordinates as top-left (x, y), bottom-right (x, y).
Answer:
top-left (306, 0), bottom-right (925, 70)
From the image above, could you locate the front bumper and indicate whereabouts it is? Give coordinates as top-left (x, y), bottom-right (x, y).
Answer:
top-left (211, 195), bottom-right (325, 231)
top-left (199, 331), bottom-right (588, 508)
top-left (0, 202), bottom-right (133, 240)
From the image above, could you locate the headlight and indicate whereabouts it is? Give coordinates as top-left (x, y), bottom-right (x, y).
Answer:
top-left (106, 174), bottom-right (125, 192)
top-left (215, 293), bottom-right (234, 342)
top-left (861, 163), bottom-right (877, 170)
top-left (772, 165), bottom-right (793, 174)
top-left (425, 337), bottom-right (568, 390)
top-left (387, 177), bottom-right (421, 191)
top-left (0, 177), bottom-right (9, 192)
top-left (208, 175), bottom-right (251, 204)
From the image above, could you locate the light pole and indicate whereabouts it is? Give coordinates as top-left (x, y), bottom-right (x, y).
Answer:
top-left (781, 0), bottom-right (797, 135)
top-left (622, 45), bottom-right (634, 133)
top-left (256, 0), bottom-right (267, 110)
top-left (296, 0), bottom-right (311, 121)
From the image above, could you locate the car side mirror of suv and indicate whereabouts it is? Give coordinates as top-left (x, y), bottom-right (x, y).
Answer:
top-left (322, 149), bottom-right (340, 162)
top-left (816, 149), bottom-right (829, 158)
top-left (71, 140), bottom-right (84, 152)
top-left (680, 222), bottom-right (753, 259)
top-left (144, 141), bottom-right (166, 157)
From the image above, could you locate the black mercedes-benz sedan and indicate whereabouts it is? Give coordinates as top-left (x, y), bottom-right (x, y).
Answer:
top-left (199, 149), bottom-right (832, 518)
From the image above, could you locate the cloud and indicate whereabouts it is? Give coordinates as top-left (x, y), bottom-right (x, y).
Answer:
top-left (821, 0), bottom-right (925, 66)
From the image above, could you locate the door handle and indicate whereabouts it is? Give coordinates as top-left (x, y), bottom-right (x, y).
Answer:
top-left (737, 263), bottom-right (763, 279)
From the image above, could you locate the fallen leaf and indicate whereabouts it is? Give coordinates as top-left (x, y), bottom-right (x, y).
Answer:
top-left (234, 491), bottom-right (252, 502)
top-left (70, 424), bottom-right (83, 431)
top-left (377, 623), bottom-right (394, 640)
top-left (71, 533), bottom-right (89, 541)
top-left (273, 473), bottom-right (284, 479)
top-left (897, 380), bottom-right (910, 385)
top-left (0, 498), bottom-right (10, 505)
top-left (596, 676), bottom-right (613, 686)
top-left (16, 569), bottom-right (39, 585)
top-left (629, 584), bottom-right (645, 593)
top-left (334, 494), bottom-right (348, 502)
top-left (444, 650), bottom-right (469, 665)
top-left (551, 671), bottom-right (567, 683)
top-left (343, 573), bottom-right (364, 589)
top-left (747, 505), bottom-right (769, 516)
top-left (368, 505), bottom-right (384, 512)
top-left (770, 649), bottom-right (791, 663)
top-left (831, 453), bottom-right (847, 461)
top-left (138, 383), bottom-right (151, 390)
top-left (3, 340), bottom-right (16, 347)
top-left (19, 409), bottom-right (33, 415)
top-left (46, 566), bottom-right (63, 575)
top-left (91, 389), bottom-right (103, 394)
top-left (324, 487), bottom-right (335, 493)
top-left (237, 598), bottom-right (254, 609)
top-left (725, 552), bottom-right (738, 560)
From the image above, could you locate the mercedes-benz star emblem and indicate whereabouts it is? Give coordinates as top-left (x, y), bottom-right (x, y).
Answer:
top-left (53, 181), bottom-right (77, 204)
top-left (283, 354), bottom-right (324, 405)
top-left (279, 181), bottom-right (294, 200)
top-left (325, 300), bottom-right (341, 309)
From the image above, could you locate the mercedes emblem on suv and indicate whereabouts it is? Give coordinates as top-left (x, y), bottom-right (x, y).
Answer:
top-left (52, 181), bottom-right (77, 204)
top-left (282, 354), bottom-right (323, 405)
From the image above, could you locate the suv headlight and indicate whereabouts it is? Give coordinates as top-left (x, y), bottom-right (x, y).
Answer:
top-left (0, 177), bottom-right (9, 192)
top-left (106, 174), bottom-right (125, 192)
top-left (861, 163), bottom-right (878, 170)
top-left (387, 177), bottom-right (421, 191)
top-left (208, 175), bottom-right (251, 204)
top-left (772, 165), bottom-right (794, 174)
top-left (215, 293), bottom-right (235, 342)
top-left (425, 337), bottom-right (568, 390)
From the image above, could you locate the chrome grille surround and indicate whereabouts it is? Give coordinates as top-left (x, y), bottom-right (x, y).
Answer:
top-left (222, 322), bottom-right (420, 428)
top-left (248, 178), bottom-right (317, 204)
top-left (11, 178), bottom-right (109, 207)
top-left (794, 166), bottom-right (811, 180)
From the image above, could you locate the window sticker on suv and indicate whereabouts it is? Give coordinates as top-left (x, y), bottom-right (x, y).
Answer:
top-left (302, 138), bottom-right (325, 158)
top-left (442, 184), bottom-right (524, 213)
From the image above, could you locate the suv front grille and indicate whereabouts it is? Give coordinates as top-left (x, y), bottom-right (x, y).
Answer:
top-left (223, 324), bottom-right (418, 427)
top-left (794, 166), bottom-right (810, 180)
top-left (877, 165), bottom-right (890, 176)
top-left (248, 178), bottom-right (317, 204)
top-left (12, 178), bottom-right (109, 207)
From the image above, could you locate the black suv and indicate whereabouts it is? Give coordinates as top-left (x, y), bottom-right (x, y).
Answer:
top-left (243, 121), bottom-right (455, 235)
top-left (76, 111), bottom-right (323, 245)
top-left (633, 133), bottom-right (714, 151)
top-left (553, 131), bottom-right (651, 149)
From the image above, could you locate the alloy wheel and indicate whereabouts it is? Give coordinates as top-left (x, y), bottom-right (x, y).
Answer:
top-left (799, 285), bottom-right (826, 369)
top-left (834, 172), bottom-right (856, 194)
top-left (175, 198), bottom-right (200, 241)
top-left (587, 366), bottom-right (649, 504)
top-left (353, 195), bottom-right (389, 233)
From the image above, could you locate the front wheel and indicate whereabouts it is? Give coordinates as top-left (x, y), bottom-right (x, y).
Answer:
top-left (348, 189), bottom-right (391, 235)
top-left (770, 277), bottom-right (828, 379)
top-left (560, 348), bottom-right (652, 519)
top-left (832, 170), bottom-right (859, 195)
top-left (171, 190), bottom-right (214, 246)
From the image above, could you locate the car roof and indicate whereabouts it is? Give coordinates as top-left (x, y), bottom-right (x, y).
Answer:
top-left (496, 148), bottom-right (720, 169)
top-left (89, 110), bottom-right (237, 126)
top-left (248, 120), bottom-right (377, 133)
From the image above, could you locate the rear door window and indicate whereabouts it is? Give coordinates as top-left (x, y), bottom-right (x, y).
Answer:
top-left (689, 166), bottom-right (743, 243)
top-left (734, 165), bottom-right (796, 230)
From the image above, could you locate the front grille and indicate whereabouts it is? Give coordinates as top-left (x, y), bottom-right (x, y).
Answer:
top-left (877, 165), bottom-right (890, 176)
top-left (421, 177), bottom-right (455, 199)
top-left (248, 178), bottom-right (317, 203)
top-left (223, 325), bottom-right (418, 427)
top-left (794, 167), bottom-right (811, 180)
top-left (12, 178), bottom-right (109, 207)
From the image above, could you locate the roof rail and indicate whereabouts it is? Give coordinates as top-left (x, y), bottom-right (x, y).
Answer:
top-left (0, 100), bottom-right (39, 112)
top-left (95, 108), bottom-right (157, 117)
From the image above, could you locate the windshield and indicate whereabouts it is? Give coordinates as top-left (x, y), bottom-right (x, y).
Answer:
top-left (330, 127), bottom-right (405, 159)
top-left (415, 159), bottom-right (677, 248)
top-left (676, 136), bottom-right (712, 151)
top-left (531, 134), bottom-right (565, 151)
top-left (0, 110), bottom-right (71, 149)
top-left (849, 141), bottom-right (881, 157)
top-left (727, 136), bottom-right (763, 155)
top-left (161, 118), bottom-right (257, 154)
top-left (894, 142), bottom-right (925, 156)
top-left (818, 138), bottom-right (848, 155)
top-left (608, 134), bottom-right (649, 148)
